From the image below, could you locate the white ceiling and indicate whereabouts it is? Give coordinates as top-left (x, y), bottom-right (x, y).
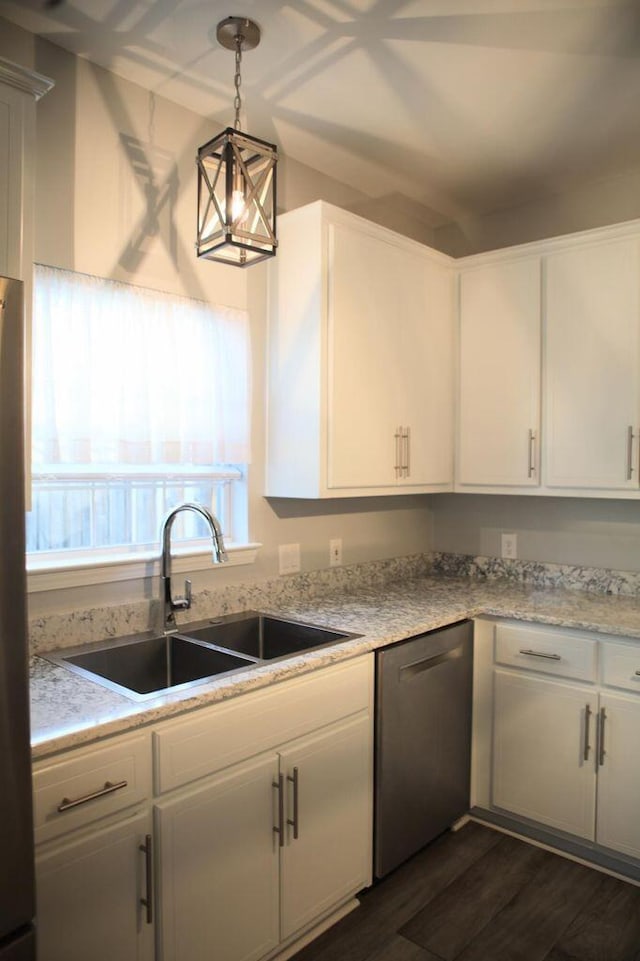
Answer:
top-left (2, 0), bottom-right (640, 226)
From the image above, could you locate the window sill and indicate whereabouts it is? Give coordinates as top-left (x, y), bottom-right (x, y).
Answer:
top-left (26, 543), bottom-right (261, 594)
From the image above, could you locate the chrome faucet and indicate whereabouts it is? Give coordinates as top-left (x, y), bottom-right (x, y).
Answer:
top-left (160, 502), bottom-right (228, 632)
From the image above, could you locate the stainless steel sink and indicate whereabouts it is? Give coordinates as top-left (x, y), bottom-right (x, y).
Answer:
top-left (44, 611), bottom-right (360, 701)
top-left (45, 633), bottom-right (259, 701)
top-left (178, 611), bottom-right (356, 661)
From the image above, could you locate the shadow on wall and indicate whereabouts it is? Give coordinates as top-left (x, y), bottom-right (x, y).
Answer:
top-left (35, 35), bottom-right (76, 269)
top-left (118, 129), bottom-right (179, 273)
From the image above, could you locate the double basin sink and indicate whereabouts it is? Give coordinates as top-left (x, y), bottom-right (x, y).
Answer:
top-left (45, 611), bottom-right (360, 701)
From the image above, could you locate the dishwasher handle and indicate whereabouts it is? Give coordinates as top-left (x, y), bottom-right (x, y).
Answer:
top-left (399, 644), bottom-right (464, 680)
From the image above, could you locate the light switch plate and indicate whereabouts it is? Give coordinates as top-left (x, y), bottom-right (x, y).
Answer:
top-left (329, 538), bottom-right (342, 567)
top-left (501, 532), bottom-right (518, 560)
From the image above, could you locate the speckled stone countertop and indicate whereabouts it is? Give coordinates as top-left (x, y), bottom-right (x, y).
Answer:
top-left (30, 571), bottom-right (640, 761)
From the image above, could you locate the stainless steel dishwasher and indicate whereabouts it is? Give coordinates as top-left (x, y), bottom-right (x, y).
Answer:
top-left (374, 619), bottom-right (473, 878)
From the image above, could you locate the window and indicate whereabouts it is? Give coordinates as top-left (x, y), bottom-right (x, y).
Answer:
top-left (27, 266), bottom-right (251, 569)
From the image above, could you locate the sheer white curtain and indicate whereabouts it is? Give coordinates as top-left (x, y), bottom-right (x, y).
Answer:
top-left (32, 265), bottom-right (251, 469)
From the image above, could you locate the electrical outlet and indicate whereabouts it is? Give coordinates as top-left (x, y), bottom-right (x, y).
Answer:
top-left (329, 538), bottom-right (342, 567)
top-left (278, 543), bottom-right (301, 575)
top-left (501, 532), bottom-right (518, 560)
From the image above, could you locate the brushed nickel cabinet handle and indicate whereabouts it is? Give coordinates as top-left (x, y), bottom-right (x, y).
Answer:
top-left (273, 774), bottom-right (284, 847)
top-left (139, 834), bottom-right (153, 925)
top-left (287, 767), bottom-right (300, 840)
top-left (528, 429), bottom-right (536, 478)
top-left (627, 426), bottom-right (635, 480)
top-left (518, 649), bottom-right (561, 661)
top-left (57, 779), bottom-right (128, 812)
top-left (583, 703), bottom-right (592, 761)
top-left (635, 670), bottom-right (640, 677)
top-left (394, 428), bottom-right (401, 478)
top-left (598, 707), bottom-right (607, 767)
top-left (403, 427), bottom-right (411, 478)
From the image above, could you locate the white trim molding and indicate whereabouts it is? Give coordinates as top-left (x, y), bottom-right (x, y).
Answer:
top-left (27, 543), bottom-right (262, 593)
top-left (0, 55), bottom-right (54, 100)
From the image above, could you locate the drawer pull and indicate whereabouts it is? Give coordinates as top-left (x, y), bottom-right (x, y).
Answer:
top-left (57, 779), bottom-right (128, 812)
top-left (287, 767), bottom-right (300, 840)
top-left (635, 671), bottom-right (640, 677)
top-left (518, 649), bottom-right (561, 661)
top-left (139, 834), bottom-right (153, 925)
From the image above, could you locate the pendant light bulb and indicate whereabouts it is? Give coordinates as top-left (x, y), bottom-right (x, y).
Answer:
top-left (231, 189), bottom-right (245, 223)
top-left (231, 165), bottom-right (246, 223)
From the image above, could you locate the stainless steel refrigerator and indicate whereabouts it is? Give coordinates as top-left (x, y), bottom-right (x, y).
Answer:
top-left (0, 276), bottom-right (36, 960)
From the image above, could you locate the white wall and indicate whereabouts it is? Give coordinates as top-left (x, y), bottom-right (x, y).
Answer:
top-left (430, 494), bottom-right (640, 573)
top-left (434, 165), bottom-right (640, 258)
top-left (0, 24), bottom-right (434, 618)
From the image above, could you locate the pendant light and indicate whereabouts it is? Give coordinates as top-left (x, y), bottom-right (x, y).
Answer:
top-left (196, 16), bottom-right (278, 267)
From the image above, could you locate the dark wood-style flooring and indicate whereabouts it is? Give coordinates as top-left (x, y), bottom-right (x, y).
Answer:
top-left (292, 822), bottom-right (640, 961)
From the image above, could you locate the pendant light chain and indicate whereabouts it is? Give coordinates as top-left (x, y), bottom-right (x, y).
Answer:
top-left (233, 34), bottom-right (243, 130)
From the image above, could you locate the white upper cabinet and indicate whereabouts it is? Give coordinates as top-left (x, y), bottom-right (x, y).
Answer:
top-left (269, 204), bottom-right (640, 500)
top-left (456, 223), bottom-right (640, 498)
top-left (544, 238), bottom-right (640, 491)
top-left (457, 257), bottom-right (541, 488)
top-left (266, 201), bottom-right (454, 498)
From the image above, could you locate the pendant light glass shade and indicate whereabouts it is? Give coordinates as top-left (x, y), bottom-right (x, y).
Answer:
top-left (196, 126), bottom-right (277, 266)
top-left (196, 17), bottom-right (278, 268)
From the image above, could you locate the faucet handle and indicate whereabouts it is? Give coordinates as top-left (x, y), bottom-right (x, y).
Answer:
top-left (172, 578), bottom-right (192, 612)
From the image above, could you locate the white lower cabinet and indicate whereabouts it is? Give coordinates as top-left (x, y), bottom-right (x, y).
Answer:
top-left (33, 655), bottom-right (373, 961)
top-left (154, 712), bottom-right (372, 961)
top-left (279, 715), bottom-right (372, 940)
top-left (35, 809), bottom-right (154, 961)
top-left (476, 619), bottom-right (640, 864)
top-left (152, 654), bottom-right (373, 961)
top-left (595, 691), bottom-right (640, 859)
top-left (492, 671), bottom-right (596, 839)
top-left (33, 732), bottom-right (154, 961)
top-left (155, 753), bottom-right (280, 961)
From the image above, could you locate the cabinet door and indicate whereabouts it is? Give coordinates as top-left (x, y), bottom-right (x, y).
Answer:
top-left (401, 254), bottom-right (453, 488)
top-left (545, 239), bottom-right (640, 490)
top-left (595, 692), bottom-right (640, 859)
top-left (155, 753), bottom-right (279, 961)
top-left (328, 223), bottom-right (452, 490)
top-left (35, 810), bottom-right (154, 961)
top-left (328, 223), bottom-right (409, 489)
top-left (492, 671), bottom-right (596, 839)
top-left (458, 257), bottom-right (541, 487)
top-left (279, 713), bottom-right (372, 940)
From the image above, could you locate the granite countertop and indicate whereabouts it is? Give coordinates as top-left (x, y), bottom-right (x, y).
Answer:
top-left (30, 573), bottom-right (640, 760)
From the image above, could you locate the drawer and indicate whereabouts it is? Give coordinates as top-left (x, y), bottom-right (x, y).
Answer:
top-left (494, 622), bottom-right (597, 682)
top-left (33, 732), bottom-right (152, 845)
top-left (601, 639), bottom-right (640, 694)
top-left (154, 654), bottom-right (373, 794)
